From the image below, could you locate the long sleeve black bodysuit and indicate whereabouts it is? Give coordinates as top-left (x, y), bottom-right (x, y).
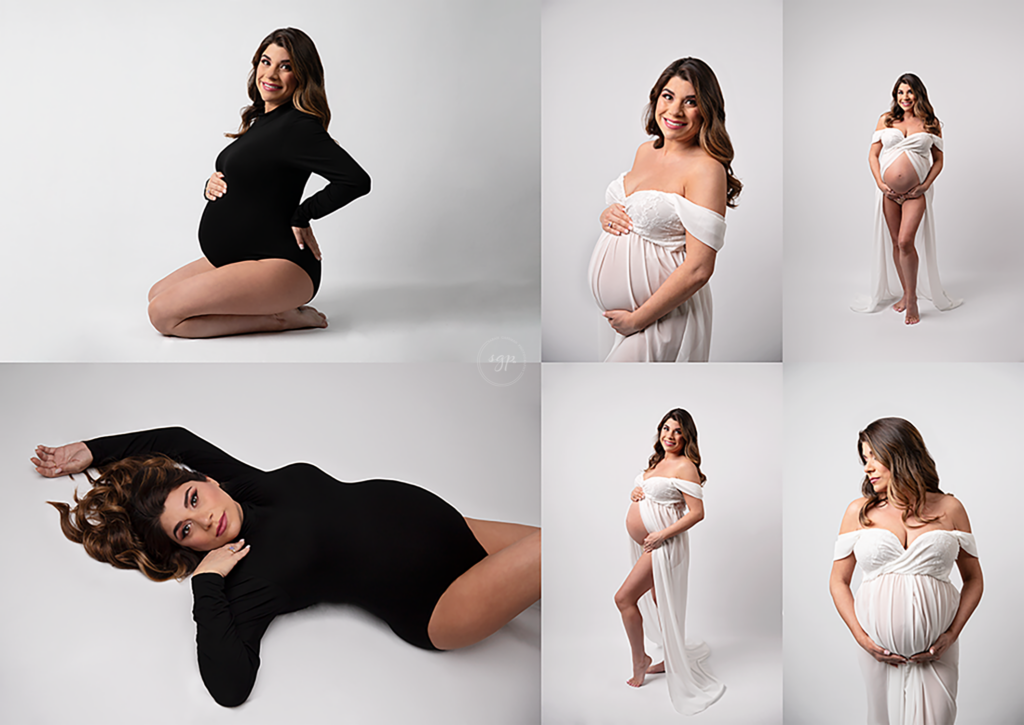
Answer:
top-left (198, 100), bottom-right (371, 298)
top-left (85, 428), bottom-right (486, 707)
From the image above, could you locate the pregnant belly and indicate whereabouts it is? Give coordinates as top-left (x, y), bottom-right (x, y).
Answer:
top-left (589, 233), bottom-right (679, 312)
top-left (883, 151), bottom-right (919, 194)
top-left (855, 574), bottom-right (959, 657)
top-left (626, 502), bottom-right (648, 545)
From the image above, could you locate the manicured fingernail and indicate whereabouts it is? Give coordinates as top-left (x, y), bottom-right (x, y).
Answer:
top-left (883, 650), bottom-right (890, 655)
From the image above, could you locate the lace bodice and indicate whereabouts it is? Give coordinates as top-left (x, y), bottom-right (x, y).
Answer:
top-left (834, 528), bottom-right (977, 583)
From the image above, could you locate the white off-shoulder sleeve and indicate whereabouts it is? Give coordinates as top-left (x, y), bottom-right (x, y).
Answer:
top-left (871, 129), bottom-right (885, 144)
top-left (834, 530), bottom-right (861, 560)
top-left (605, 172), bottom-right (627, 205)
top-left (669, 196), bottom-right (727, 252)
top-left (953, 531), bottom-right (978, 557)
top-left (931, 134), bottom-right (944, 151)
top-left (671, 479), bottom-right (705, 500)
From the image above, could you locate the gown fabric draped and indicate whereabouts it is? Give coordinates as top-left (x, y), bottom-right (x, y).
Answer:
top-left (629, 473), bottom-right (725, 714)
top-left (833, 528), bottom-right (978, 724)
top-left (851, 130), bottom-right (961, 313)
top-left (589, 173), bottom-right (726, 362)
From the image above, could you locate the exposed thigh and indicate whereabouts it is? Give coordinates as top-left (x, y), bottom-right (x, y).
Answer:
top-left (882, 198), bottom-right (903, 242)
top-left (898, 196), bottom-right (927, 239)
top-left (619, 551), bottom-right (655, 600)
top-left (152, 258), bottom-right (315, 320)
top-left (464, 518), bottom-right (538, 555)
top-left (148, 258), bottom-right (215, 302)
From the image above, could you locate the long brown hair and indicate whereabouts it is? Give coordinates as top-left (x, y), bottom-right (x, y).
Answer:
top-left (646, 408), bottom-right (706, 484)
top-left (644, 58), bottom-right (742, 208)
top-left (47, 455), bottom-right (207, 581)
top-left (857, 417), bottom-right (943, 528)
top-left (883, 73), bottom-right (941, 135)
top-left (227, 27), bottom-right (331, 138)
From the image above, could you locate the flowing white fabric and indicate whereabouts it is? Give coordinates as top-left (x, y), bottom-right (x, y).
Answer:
top-left (629, 473), bottom-right (725, 714)
top-left (834, 528), bottom-right (979, 724)
top-left (589, 172), bottom-right (727, 362)
top-left (852, 130), bottom-right (962, 313)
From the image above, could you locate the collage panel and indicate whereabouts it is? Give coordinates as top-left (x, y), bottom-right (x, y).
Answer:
top-left (783, 0), bottom-right (1024, 361)
top-left (542, 363), bottom-right (783, 723)
top-left (2, 363), bottom-right (540, 724)
top-left (784, 363), bottom-right (1023, 724)
top-left (542, 0), bottom-right (783, 362)
top-left (1, 0), bottom-right (539, 362)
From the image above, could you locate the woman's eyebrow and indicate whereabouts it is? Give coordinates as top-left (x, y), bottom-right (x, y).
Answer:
top-left (172, 488), bottom-right (191, 539)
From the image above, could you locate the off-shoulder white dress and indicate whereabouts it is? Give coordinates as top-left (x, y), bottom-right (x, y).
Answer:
top-left (852, 130), bottom-right (962, 313)
top-left (833, 528), bottom-right (978, 724)
top-left (630, 473), bottom-right (725, 714)
top-left (590, 173), bottom-right (727, 362)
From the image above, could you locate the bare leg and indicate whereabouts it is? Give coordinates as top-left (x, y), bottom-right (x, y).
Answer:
top-left (882, 198), bottom-right (908, 312)
top-left (464, 518), bottom-right (538, 554)
top-left (427, 529), bottom-right (540, 650)
top-left (147, 258), bottom-right (326, 338)
top-left (148, 258), bottom-right (217, 302)
top-left (895, 196), bottom-right (927, 325)
top-left (615, 551), bottom-right (655, 687)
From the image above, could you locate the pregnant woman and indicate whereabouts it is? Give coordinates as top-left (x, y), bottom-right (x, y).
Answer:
top-left (614, 409), bottom-right (725, 714)
top-left (830, 418), bottom-right (982, 724)
top-left (852, 73), bottom-right (961, 323)
top-left (34, 427), bottom-right (540, 707)
top-left (588, 58), bottom-right (739, 362)
top-left (147, 28), bottom-right (371, 337)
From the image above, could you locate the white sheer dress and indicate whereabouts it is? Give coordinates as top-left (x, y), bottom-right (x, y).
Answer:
top-left (629, 473), bottom-right (725, 714)
top-left (852, 130), bottom-right (962, 313)
top-left (590, 173), bottom-right (727, 362)
top-left (833, 528), bottom-right (978, 724)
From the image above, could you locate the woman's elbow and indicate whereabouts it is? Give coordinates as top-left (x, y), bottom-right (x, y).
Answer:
top-left (356, 170), bottom-right (371, 197)
top-left (204, 672), bottom-right (256, 708)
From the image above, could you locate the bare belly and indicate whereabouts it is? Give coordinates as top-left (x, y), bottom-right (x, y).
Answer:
top-left (626, 502), bottom-right (648, 544)
top-left (883, 152), bottom-right (918, 194)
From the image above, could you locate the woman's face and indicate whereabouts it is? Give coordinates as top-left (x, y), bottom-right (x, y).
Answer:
top-left (861, 442), bottom-right (892, 495)
top-left (655, 76), bottom-right (702, 144)
top-left (896, 83), bottom-right (915, 114)
top-left (256, 42), bottom-right (297, 112)
top-left (660, 419), bottom-right (685, 454)
top-left (159, 477), bottom-right (243, 552)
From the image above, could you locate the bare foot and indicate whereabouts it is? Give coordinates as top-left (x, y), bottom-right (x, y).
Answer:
top-left (904, 301), bottom-right (920, 325)
top-left (276, 305), bottom-right (328, 331)
top-left (647, 660), bottom-right (666, 674)
top-left (627, 654), bottom-right (653, 688)
top-left (892, 297), bottom-right (907, 313)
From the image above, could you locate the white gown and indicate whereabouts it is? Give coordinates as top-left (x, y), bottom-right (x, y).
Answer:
top-left (589, 173), bottom-right (727, 362)
top-left (852, 130), bottom-right (962, 313)
top-left (629, 473), bottom-right (725, 714)
top-left (833, 528), bottom-right (978, 724)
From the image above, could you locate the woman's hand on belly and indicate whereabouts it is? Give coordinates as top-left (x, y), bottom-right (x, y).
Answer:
top-left (908, 630), bottom-right (955, 664)
top-left (600, 203), bottom-right (633, 236)
top-left (902, 183), bottom-right (927, 200)
top-left (205, 171), bottom-right (227, 201)
top-left (292, 225), bottom-right (322, 261)
top-left (603, 309), bottom-right (642, 337)
top-left (856, 631), bottom-right (909, 667)
top-left (630, 486), bottom-right (645, 503)
top-left (642, 529), bottom-right (669, 552)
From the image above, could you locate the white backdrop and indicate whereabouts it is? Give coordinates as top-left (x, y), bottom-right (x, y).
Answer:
top-left (783, 363), bottom-right (1024, 724)
top-left (0, 363), bottom-right (540, 724)
top-left (541, 0), bottom-right (783, 362)
top-left (783, 0), bottom-right (1024, 361)
top-left (0, 0), bottom-right (540, 362)
top-left (542, 364), bottom-right (782, 724)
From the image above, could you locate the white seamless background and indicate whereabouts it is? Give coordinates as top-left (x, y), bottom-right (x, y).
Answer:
top-left (783, 363), bottom-right (1023, 724)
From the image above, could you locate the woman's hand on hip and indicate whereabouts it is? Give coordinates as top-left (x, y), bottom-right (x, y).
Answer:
top-left (205, 171), bottom-right (227, 200)
top-left (292, 226), bottom-right (322, 261)
top-left (603, 309), bottom-right (643, 337)
top-left (31, 442), bottom-right (93, 477)
top-left (642, 529), bottom-right (668, 552)
top-left (194, 539), bottom-right (250, 578)
top-left (856, 633), bottom-right (908, 667)
top-left (909, 631), bottom-right (955, 664)
top-left (600, 204), bottom-right (633, 236)
top-left (630, 486), bottom-right (645, 503)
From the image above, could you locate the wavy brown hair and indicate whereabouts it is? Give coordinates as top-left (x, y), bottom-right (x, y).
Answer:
top-left (883, 73), bottom-right (941, 135)
top-left (47, 455), bottom-right (206, 582)
top-left (857, 417), bottom-right (944, 528)
top-left (644, 58), bottom-right (742, 208)
top-left (227, 27), bottom-right (331, 138)
top-left (646, 408), bottom-right (706, 485)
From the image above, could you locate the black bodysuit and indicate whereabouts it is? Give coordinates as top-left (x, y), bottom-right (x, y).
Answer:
top-left (198, 101), bottom-right (371, 298)
top-left (85, 427), bottom-right (486, 707)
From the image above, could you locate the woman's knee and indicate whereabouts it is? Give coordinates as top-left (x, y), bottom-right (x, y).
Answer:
top-left (896, 233), bottom-right (917, 254)
top-left (147, 296), bottom-right (179, 336)
top-left (614, 585), bottom-right (638, 612)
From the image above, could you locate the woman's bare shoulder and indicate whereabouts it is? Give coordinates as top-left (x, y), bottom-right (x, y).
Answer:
top-left (938, 493), bottom-right (971, 530)
top-left (839, 497), bottom-right (868, 534)
top-left (666, 456), bottom-right (699, 481)
top-left (875, 113), bottom-right (889, 130)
